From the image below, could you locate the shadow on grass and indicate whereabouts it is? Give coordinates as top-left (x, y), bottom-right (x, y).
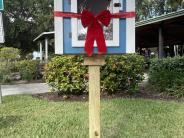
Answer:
top-left (0, 115), bottom-right (22, 129)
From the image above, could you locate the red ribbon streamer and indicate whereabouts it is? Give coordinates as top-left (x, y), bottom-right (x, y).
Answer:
top-left (54, 12), bottom-right (81, 18)
top-left (54, 10), bottom-right (135, 56)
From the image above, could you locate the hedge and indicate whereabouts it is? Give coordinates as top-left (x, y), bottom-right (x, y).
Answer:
top-left (44, 56), bottom-right (88, 94)
top-left (0, 47), bottom-right (20, 83)
top-left (16, 60), bottom-right (41, 81)
top-left (101, 55), bottom-right (145, 93)
top-left (44, 54), bottom-right (145, 94)
top-left (149, 56), bottom-right (184, 97)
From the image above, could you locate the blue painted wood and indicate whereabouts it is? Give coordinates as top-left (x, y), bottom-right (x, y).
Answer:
top-left (0, 0), bottom-right (3, 10)
top-left (63, 0), bottom-right (127, 54)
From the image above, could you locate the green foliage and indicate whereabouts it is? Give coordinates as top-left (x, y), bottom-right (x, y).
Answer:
top-left (4, 0), bottom-right (53, 53)
top-left (0, 47), bottom-right (20, 62)
top-left (0, 62), bottom-right (17, 83)
top-left (16, 60), bottom-right (41, 81)
top-left (0, 47), bottom-right (42, 83)
top-left (44, 56), bottom-right (88, 94)
top-left (0, 63), bottom-right (11, 83)
top-left (136, 0), bottom-right (184, 21)
top-left (149, 56), bottom-right (184, 97)
top-left (44, 54), bottom-right (145, 94)
top-left (101, 54), bottom-right (145, 93)
top-left (0, 47), bottom-right (20, 83)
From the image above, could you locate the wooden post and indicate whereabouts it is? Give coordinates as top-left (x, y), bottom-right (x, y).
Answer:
top-left (84, 56), bottom-right (105, 138)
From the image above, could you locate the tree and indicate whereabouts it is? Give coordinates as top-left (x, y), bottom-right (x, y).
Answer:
top-left (166, 0), bottom-right (184, 12)
top-left (3, 0), bottom-right (53, 54)
top-left (136, 0), bottom-right (155, 20)
top-left (136, 0), bottom-right (184, 21)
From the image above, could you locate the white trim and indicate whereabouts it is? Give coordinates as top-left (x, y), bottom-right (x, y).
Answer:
top-left (54, 0), bottom-right (63, 54)
top-left (126, 0), bottom-right (135, 53)
top-left (71, 0), bottom-right (119, 47)
top-left (33, 31), bottom-right (54, 42)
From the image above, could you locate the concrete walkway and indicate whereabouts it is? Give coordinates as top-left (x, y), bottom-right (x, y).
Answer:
top-left (1, 83), bottom-right (49, 96)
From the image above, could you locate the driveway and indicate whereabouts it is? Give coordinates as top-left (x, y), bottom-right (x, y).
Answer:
top-left (1, 83), bottom-right (49, 96)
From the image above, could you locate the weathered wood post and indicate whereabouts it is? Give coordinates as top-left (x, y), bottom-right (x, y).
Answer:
top-left (0, 0), bottom-right (4, 104)
top-left (84, 56), bottom-right (105, 138)
top-left (0, 84), bottom-right (2, 104)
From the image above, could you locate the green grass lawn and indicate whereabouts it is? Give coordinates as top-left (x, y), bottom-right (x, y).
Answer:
top-left (0, 95), bottom-right (184, 138)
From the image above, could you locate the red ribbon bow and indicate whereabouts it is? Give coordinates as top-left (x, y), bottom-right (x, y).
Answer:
top-left (54, 10), bottom-right (135, 56)
top-left (81, 10), bottom-right (111, 56)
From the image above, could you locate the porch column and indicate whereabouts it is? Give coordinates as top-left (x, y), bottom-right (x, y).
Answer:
top-left (39, 42), bottom-right (43, 63)
top-left (45, 38), bottom-right (48, 63)
top-left (174, 45), bottom-right (179, 56)
top-left (159, 26), bottom-right (164, 58)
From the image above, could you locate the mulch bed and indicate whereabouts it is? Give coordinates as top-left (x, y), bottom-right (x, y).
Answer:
top-left (33, 92), bottom-right (134, 102)
top-left (32, 85), bottom-right (183, 102)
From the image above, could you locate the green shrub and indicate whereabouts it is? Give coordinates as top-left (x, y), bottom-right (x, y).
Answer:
top-left (44, 54), bottom-right (145, 94)
top-left (0, 47), bottom-right (20, 83)
top-left (0, 47), bottom-right (20, 62)
top-left (16, 60), bottom-right (41, 81)
top-left (44, 56), bottom-right (88, 94)
top-left (149, 56), bottom-right (184, 97)
top-left (101, 54), bottom-right (145, 93)
top-left (0, 61), bottom-right (19, 73)
top-left (0, 63), bottom-right (11, 83)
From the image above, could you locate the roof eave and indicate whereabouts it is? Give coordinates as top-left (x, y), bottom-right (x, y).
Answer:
top-left (33, 31), bottom-right (55, 42)
top-left (136, 9), bottom-right (184, 28)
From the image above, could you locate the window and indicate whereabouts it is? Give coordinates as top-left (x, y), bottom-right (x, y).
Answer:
top-left (71, 0), bottom-right (120, 47)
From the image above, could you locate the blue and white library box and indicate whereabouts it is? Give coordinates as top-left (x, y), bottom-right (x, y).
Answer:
top-left (54, 0), bottom-right (135, 55)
